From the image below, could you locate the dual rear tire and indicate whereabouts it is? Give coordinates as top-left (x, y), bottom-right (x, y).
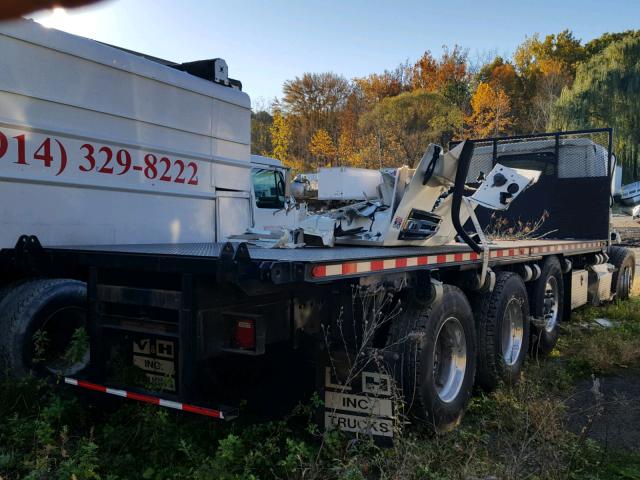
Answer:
top-left (389, 285), bottom-right (476, 432)
top-left (390, 260), bottom-right (564, 429)
top-left (473, 272), bottom-right (530, 391)
top-left (528, 256), bottom-right (564, 357)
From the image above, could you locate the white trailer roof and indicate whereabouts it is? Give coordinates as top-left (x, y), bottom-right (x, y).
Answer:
top-left (0, 19), bottom-right (250, 110)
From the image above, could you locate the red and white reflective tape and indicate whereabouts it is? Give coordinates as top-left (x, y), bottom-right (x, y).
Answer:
top-left (310, 241), bottom-right (606, 279)
top-left (64, 377), bottom-right (224, 419)
top-left (310, 251), bottom-right (481, 279)
top-left (530, 241), bottom-right (603, 254)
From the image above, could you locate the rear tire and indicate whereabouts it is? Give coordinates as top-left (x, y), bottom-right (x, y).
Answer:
top-left (528, 256), bottom-right (563, 357)
top-left (0, 279), bottom-right (89, 378)
top-left (608, 246), bottom-right (635, 300)
top-left (389, 285), bottom-right (476, 432)
top-left (473, 272), bottom-right (530, 391)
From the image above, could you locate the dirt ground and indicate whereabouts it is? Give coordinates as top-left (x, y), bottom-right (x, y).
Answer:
top-left (612, 213), bottom-right (640, 276)
top-left (569, 374), bottom-right (640, 452)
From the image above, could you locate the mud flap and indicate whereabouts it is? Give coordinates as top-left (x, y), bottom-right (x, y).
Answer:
top-left (318, 352), bottom-right (397, 444)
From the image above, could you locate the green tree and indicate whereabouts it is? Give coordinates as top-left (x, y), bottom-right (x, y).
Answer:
top-left (251, 110), bottom-right (273, 156)
top-left (513, 30), bottom-right (586, 131)
top-left (584, 30), bottom-right (638, 59)
top-left (359, 90), bottom-right (463, 167)
top-left (550, 33), bottom-right (640, 179)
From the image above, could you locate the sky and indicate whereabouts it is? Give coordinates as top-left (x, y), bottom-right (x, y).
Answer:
top-left (30, 0), bottom-right (640, 108)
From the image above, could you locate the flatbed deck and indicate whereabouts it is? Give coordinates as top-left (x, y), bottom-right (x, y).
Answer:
top-left (38, 238), bottom-right (608, 284)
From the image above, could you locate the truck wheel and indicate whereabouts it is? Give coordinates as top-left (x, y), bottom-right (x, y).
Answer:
top-left (529, 256), bottom-right (563, 357)
top-left (0, 279), bottom-right (89, 378)
top-left (389, 285), bottom-right (476, 432)
top-left (608, 246), bottom-right (635, 300)
top-left (473, 272), bottom-right (530, 391)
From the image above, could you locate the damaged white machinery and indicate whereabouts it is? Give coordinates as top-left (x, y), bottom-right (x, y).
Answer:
top-left (253, 141), bottom-right (541, 291)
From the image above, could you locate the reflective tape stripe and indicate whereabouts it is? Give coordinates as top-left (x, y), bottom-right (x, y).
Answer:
top-left (64, 377), bottom-right (223, 419)
top-left (159, 398), bottom-right (183, 410)
top-left (106, 387), bottom-right (127, 397)
top-left (310, 241), bottom-right (607, 279)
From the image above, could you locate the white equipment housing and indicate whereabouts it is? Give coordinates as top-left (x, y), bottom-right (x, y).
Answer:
top-left (0, 20), bottom-right (298, 248)
top-left (317, 167), bottom-right (383, 201)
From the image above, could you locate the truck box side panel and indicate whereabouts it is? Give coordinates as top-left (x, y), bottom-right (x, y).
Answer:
top-left (0, 21), bottom-right (253, 247)
top-left (0, 182), bottom-right (216, 246)
top-left (0, 92), bottom-right (214, 164)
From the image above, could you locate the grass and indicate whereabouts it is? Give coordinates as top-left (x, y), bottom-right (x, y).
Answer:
top-left (2, 292), bottom-right (640, 479)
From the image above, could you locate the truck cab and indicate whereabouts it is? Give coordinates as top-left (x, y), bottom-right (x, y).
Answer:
top-left (250, 155), bottom-right (303, 231)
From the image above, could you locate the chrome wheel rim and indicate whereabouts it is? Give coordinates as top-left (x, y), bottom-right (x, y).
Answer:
top-left (502, 297), bottom-right (524, 366)
top-left (543, 277), bottom-right (559, 333)
top-left (622, 265), bottom-right (633, 296)
top-left (433, 317), bottom-right (467, 403)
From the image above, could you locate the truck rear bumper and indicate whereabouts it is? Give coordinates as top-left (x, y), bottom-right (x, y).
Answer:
top-left (64, 377), bottom-right (238, 420)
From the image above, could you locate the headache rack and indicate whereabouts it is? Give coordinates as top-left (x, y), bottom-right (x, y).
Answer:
top-left (451, 128), bottom-right (615, 242)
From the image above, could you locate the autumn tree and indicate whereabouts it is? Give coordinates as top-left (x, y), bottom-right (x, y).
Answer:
top-left (308, 129), bottom-right (338, 168)
top-left (269, 109), bottom-right (292, 166)
top-left (476, 57), bottom-right (526, 131)
top-left (410, 46), bottom-right (470, 107)
top-left (280, 72), bottom-right (351, 168)
top-left (354, 64), bottom-right (410, 105)
top-left (551, 32), bottom-right (640, 179)
top-left (467, 82), bottom-right (513, 137)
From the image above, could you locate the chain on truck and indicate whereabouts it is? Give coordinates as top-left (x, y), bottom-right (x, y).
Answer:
top-left (0, 20), bottom-right (634, 437)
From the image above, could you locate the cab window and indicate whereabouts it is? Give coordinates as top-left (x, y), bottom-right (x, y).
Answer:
top-left (251, 168), bottom-right (286, 209)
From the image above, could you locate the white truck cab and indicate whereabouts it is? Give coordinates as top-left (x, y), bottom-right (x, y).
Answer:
top-left (250, 155), bottom-right (303, 231)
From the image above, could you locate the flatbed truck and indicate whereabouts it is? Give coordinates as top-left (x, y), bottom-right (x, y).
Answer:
top-left (0, 20), bottom-right (634, 436)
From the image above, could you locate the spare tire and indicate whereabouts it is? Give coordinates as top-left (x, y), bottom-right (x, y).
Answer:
top-left (0, 279), bottom-right (89, 378)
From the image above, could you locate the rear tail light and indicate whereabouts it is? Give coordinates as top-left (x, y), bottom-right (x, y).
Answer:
top-left (234, 319), bottom-right (255, 350)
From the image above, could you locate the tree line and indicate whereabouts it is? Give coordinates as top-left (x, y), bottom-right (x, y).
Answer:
top-left (252, 29), bottom-right (640, 178)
